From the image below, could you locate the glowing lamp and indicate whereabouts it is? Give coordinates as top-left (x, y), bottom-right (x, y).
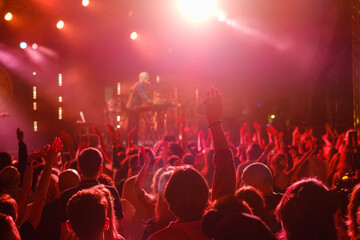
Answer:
top-left (33, 121), bottom-right (38, 132)
top-left (178, 0), bottom-right (215, 21)
top-left (20, 42), bottom-right (27, 49)
top-left (270, 114), bottom-right (276, 119)
top-left (4, 12), bottom-right (13, 21)
top-left (130, 32), bottom-right (137, 40)
top-left (82, 0), bottom-right (89, 7)
top-left (31, 43), bottom-right (38, 50)
top-left (57, 20), bottom-right (64, 29)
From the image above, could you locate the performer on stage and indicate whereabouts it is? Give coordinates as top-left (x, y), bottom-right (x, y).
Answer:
top-left (126, 72), bottom-right (151, 144)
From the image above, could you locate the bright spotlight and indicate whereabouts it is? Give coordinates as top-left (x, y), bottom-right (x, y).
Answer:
top-left (4, 12), bottom-right (13, 21)
top-left (178, 0), bottom-right (216, 21)
top-left (31, 43), bottom-right (38, 50)
top-left (130, 32), bottom-right (137, 40)
top-left (270, 114), bottom-right (276, 119)
top-left (217, 13), bottom-right (226, 22)
top-left (57, 20), bottom-right (64, 29)
top-left (82, 0), bottom-right (89, 7)
top-left (20, 42), bottom-right (27, 49)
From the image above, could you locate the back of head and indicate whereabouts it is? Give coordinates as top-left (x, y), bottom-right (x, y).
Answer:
top-left (0, 194), bottom-right (17, 221)
top-left (246, 143), bottom-right (262, 161)
top-left (0, 167), bottom-right (20, 191)
top-left (202, 196), bottom-right (272, 240)
top-left (168, 142), bottom-right (185, 159)
top-left (0, 152), bottom-right (12, 172)
top-left (168, 155), bottom-right (180, 166)
top-left (78, 148), bottom-right (103, 178)
top-left (275, 178), bottom-right (337, 240)
top-left (241, 163), bottom-right (273, 194)
top-left (270, 153), bottom-right (288, 172)
top-left (0, 213), bottom-right (20, 240)
top-left (59, 169), bottom-right (81, 193)
top-left (235, 186), bottom-right (267, 222)
top-left (151, 167), bottom-right (174, 195)
top-left (182, 153), bottom-right (195, 166)
top-left (67, 189), bottom-right (108, 239)
top-left (164, 166), bottom-right (209, 221)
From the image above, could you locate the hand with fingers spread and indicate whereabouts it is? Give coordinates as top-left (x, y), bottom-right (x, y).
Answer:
top-left (202, 88), bottom-right (235, 201)
top-left (202, 88), bottom-right (223, 126)
top-left (46, 137), bottom-right (63, 163)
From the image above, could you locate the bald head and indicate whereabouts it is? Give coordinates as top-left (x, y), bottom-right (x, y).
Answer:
top-left (59, 169), bottom-right (81, 193)
top-left (241, 163), bottom-right (273, 195)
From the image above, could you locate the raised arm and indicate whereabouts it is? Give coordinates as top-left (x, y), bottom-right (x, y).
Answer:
top-left (60, 131), bottom-right (76, 160)
top-left (134, 146), bottom-right (150, 190)
top-left (203, 88), bottom-right (235, 201)
top-left (288, 139), bottom-right (317, 183)
top-left (16, 147), bottom-right (47, 226)
top-left (26, 138), bottom-right (63, 230)
top-left (17, 128), bottom-right (28, 183)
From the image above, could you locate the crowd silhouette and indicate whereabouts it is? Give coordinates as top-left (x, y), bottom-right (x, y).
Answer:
top-left (1, 88), bottom-right (360, 240)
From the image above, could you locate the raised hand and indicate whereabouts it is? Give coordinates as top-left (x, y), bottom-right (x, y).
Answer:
top-left (17, 128), bottom-right (24, 142)
top-left (46, 138), bottom-right (63, 163)
top-left (60, 131), bottom-right (72, 143)
top-left (253, 122), bottom-right (261, 132)
top-left (202, 88), bottom-right (222, 125)
top-left (27, 146), bottom-right (49, 164)
top-left (140, 146), bottom-right (150, 167)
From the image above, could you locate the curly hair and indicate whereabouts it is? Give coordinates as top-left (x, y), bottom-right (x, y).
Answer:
top-left (347, 183), bottom-right (360, 239)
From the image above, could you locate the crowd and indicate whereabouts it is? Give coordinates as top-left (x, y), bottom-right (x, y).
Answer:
top-left (1, 87), bottom-right (360, 240)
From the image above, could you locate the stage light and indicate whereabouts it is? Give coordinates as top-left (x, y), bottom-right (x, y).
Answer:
top-left (33, 121), bottom-right (38, 132)
top-left (32, 86), bottom-right (37, 100)
top-left (257, 103), bottom-right (261, 107)
top-left (271, 114), bottom-right (276, 119)
top-left (117, 82), bottom-right (121, 95)
top-left (4, 12), bottom-right (13, 21)
top-left (57, 20), bottom-right (64, 29)
top-left (178, 0), bottom-right (216, 21)
top-left (130, 32), bottom-right (137, 40)
top-left (31, 43), bottom-right (38, 50)
top-left (82, 0), bottom-right (89, 7)
top-left (117, 115), bottom-right (120, 121)
top-left (33, 72), bottom-right (37, 76)
top-left (117, 125), bottom-right (120, 129)
top-left (267, 123), bottom-right (270, 126)
top-left (58, 73), bottom-right (62, 86)
top-left (217, 13), bottom-right (226, 22)
top-left (58, 96), bottom-right (63, 103)
top-left (58, 107), bottom-right (63, 120)
top-left (20, 42), bottom-right (27, 49)
top-left (33, 102), bottom-right (37, 111)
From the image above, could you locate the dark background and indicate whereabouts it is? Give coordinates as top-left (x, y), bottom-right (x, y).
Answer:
top-left (0, 0), bottom-right (353, 152)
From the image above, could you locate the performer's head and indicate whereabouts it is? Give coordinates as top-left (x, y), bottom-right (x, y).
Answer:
top-left (139, 72), bottom-right (150, 83)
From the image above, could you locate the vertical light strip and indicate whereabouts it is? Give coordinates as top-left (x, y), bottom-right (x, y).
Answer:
top-left (33, 121), bottom-right (38, 132)
top-left (58, 73), bottom-right (62, 86)
top-left (58, 107), bottom-right (63, 120)
top-left (117, 82), bottom-right (121, 95)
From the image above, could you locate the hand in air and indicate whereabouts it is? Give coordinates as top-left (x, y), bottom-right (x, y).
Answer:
top-left (202, 88), bottom-right (222, 125)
